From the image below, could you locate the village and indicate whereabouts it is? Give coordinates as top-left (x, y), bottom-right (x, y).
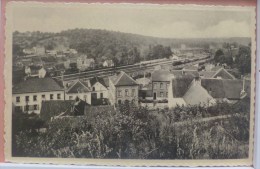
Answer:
top-left (12, 43), bottom-right (251, 121)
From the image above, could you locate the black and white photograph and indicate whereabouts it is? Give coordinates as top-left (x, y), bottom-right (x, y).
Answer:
top-left (4, 2), bottom-right (256, 166)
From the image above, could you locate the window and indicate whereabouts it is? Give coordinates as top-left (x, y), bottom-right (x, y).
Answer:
top-left (160, 92), bottom-right (164, 97)
top-left (100, 93), bottom-right (103, 98)
top-left (160, 83), bottom-right (163, 89)
top-left (50, 94), bottom-right (54, 100)
top-left (25, 96), bottom-right (29, 102)
top-left (33, 95), bottom-right (37, 101)
top-left (132, 89), bottom-right (135, 97)
top-left (42, 95), bottom-right (45, 99)
top-left (33, 105), bottom-right (38, 110)
top-left (82, 61), bottom-right (84, 64)
top-left (118, 100), bottom-right (122, 104)
top-left (118, 90), bottom-right (122, 97)
top-left (153, 83), bottom-right (157, 89)
top-left (16, 97), bottom-right (20, 103)
top-left (15, 106), bottom-right (22, 112)
top-left (69, 96), bottom-right (73, 100)
top-left (24, 105), bottom-right (29, 111)
top-left (166, 92), bottom-right (168, 97)
top-left (57, 94), bottom-right (61, 100)
top-left (92, 87), bottom-right (95, 91)
top-left (125, 89), bottom-right (129, 96)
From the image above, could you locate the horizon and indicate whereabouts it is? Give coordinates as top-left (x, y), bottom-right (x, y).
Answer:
top-left (13, 28), bottom-right (252, 40)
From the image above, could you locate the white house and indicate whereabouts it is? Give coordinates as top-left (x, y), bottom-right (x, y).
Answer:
top-left (12, 77), bottom-right (64, 114)
top-left (89, 76), bottom-right (109, 100)
top-left (65, 80), bottom-right (92, 105)
top-left (103, 60), bottom-right (114, 67)
top-left (25, 66), bottom-right (46, 78)
top-left (77, 55), bottom-right (95, 71)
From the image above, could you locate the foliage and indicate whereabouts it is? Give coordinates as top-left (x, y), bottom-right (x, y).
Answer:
top-left (235, 45), bottom-right (251, 75)
top-left (13, 100), bottom-right (250, 159)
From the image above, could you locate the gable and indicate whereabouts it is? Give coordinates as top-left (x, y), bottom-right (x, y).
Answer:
top-left (115, 72), bottom-right (138, 86)
top-left (213, 68), bottom-right (235, 79)
top-left (67, 81), bottom-right (90, 94)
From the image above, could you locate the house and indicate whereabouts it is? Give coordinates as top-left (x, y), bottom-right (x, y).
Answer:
top-left (12, 77), bottom-right (64, 114)
top-left (201, 78), bottom-right (248, 102)
top-left (199, 68), bottom-right (236, 80)
top-left (34, 46), bottom-right (45, 55)
top-left (89, 76), bottom-right (109, 104)
top-left (108, 71), bottom-right (139, 105)
top-left (103, 60), bottom-right (114, 67)
top-left (151, 70), bottom-right (199, 101)
top-left (23, 48), bottom-right (36, 55)
top-left (65, 80), bottom-right (92, 104)
top-left (25, 66), bottom-right (46, 78)
top-left (170, 54), bottom-right (180, 61)
top-left (151, 70), bottom-right (172, 100)
top-left (167, 76), bottom-right (249, 108)
top-left (77, 55), bottom-right (95, 71)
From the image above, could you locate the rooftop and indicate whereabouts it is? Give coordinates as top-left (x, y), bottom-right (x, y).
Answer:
top-left (13, 77), bottom-right (64, 94)
top-left (110, 71), bottom-right (138, 86)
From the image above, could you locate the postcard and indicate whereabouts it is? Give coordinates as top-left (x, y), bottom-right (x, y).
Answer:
top-left (3, 1), bottom-right (257, 167)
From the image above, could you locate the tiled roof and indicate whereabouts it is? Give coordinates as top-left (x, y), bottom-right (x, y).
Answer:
top-left (183, 81), bottom-right (214, 105)
top-left (67, 80), bottom-right (91, 94)
top-left (171, 75), bottom-right (194, 98)
top-left (212, 68), bottom-right (236, 79)
top-left (201, 79), bottom-right (243, 99)
top-left (13, 77), bottom-right (64, 94)
top-left (152, 70), bottom-right (172, 82)
top-left (40, 100), bottom-right (74, 121)
top-left (90, 76), bottom-right (107, 87)
top-left (171, 70), bottom-right (199, 78)
top-left (110, 71), bottom-right (138, 86)
top-left (199, 71), bottom-right (216, 78)
top-left (183, 65), bottom-right (198, 71)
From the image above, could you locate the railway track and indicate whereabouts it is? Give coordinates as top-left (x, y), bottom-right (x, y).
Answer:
top-left (53, 57), bottom-right (211, 82)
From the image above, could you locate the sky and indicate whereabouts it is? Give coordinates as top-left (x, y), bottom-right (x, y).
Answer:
top-left (11, 3), bottom-right (253, 38)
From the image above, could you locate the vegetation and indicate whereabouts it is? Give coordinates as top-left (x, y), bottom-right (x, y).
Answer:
top-left (12, 98), bottom-right (250, 159)
top-left (213, 43), bottom-right (251, 75)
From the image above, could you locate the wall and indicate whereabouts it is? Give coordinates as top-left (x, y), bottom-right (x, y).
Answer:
top-left (12, 91), bottom-right (64, 114)
top-left (152, 81), bottom-right (170, 100)
top-left (91, 82), bottom-right (108, 99)
top-left (116, 85), bottom-right (139, 105)
top-left (65, 93), bottom-right (91, 105)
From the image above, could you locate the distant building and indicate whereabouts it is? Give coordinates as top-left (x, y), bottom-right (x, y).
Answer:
top-left (108, 71), bottom-right (139, 105)
top-left (25, 66), bottom-right (46, 78)
top-left (23, 48), bottom-right (36, 55)
top-left (77, 55), bottom-right (95, 71)
top-left (34, 46), bottom-right (45, 55)
top-left (12, 77), bottom-right (64, 114)
top-left (199, 68), bottom-right (236, 80)
top-left (103, 60), bottom-right (114, 67)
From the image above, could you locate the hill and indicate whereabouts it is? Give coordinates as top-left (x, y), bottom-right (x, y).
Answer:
top-left (13, 29), bottom-right (251, 66)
